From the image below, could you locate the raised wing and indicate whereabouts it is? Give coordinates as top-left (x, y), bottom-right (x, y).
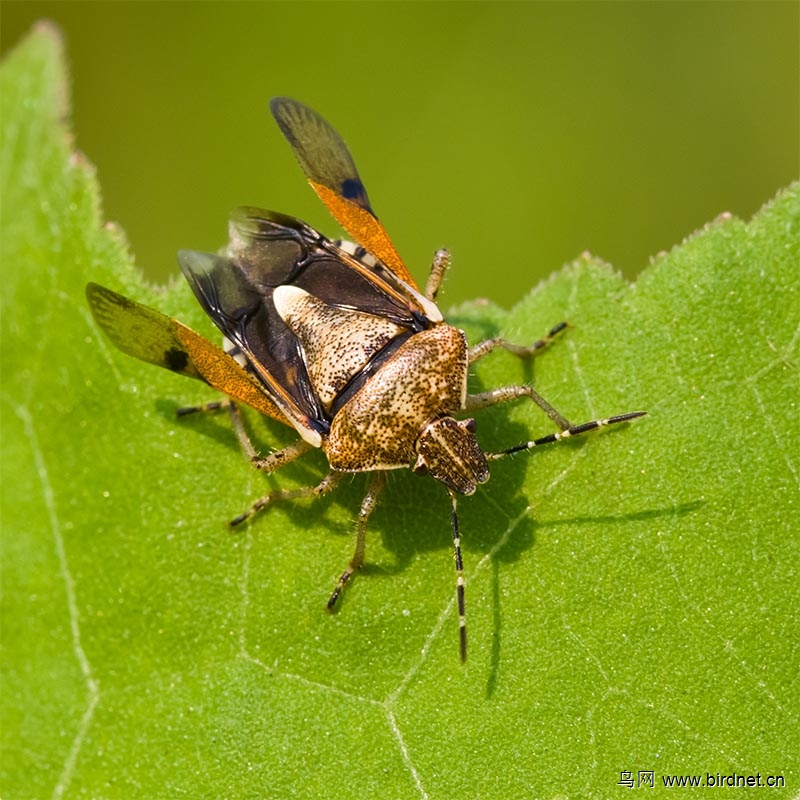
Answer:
top-left (85, 282), bottom-right (289, 425)
top-left (178, 208), bottom-right (438, 443)
top-left (270, 97), bottom-right (418, 290)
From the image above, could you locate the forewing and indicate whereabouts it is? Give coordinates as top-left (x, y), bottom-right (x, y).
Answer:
top-left (270, 97), bottom-right (418, 289)
top-left (85, 282), bottom-right (288, 424)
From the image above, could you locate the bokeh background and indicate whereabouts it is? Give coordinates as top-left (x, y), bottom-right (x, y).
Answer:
top-left (2, 1), bottom-right (797, 307)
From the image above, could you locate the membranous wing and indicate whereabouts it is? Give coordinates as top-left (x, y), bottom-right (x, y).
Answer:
top-left (270, 97), bottom-right (418, 290)
top-left (85, 282), bottom-right (289, 424)
top-left (178, 207), bottom-right (441, 447)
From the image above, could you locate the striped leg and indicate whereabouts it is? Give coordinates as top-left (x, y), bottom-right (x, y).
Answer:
top-left (176, 398), bottom-right (229, 416)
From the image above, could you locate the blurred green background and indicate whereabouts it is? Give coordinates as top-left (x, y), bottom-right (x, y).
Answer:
top-left (2, 1), bottom-right (797, 307)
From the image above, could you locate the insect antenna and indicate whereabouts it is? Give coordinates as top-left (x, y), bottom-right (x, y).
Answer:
top-left (448, 490), bottom-right (468, 663)
top-left (488, 411), bottom-right (647, 459)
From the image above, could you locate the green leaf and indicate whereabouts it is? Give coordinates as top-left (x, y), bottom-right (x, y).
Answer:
top-left (2, 25), bottom-right (797, 799)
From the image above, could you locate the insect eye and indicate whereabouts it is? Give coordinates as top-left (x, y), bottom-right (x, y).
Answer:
top-left (464, 418), bottom-right (477, 433)
top-left (413, 459), bottom-right (429, 476)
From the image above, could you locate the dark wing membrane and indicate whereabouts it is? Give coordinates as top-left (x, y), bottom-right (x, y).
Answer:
top-left (180, 209), bottom-right (431, 433)
top-left (86, 282), bottom-right (204, 379)
top-left (269, 97), bottom-right (417, 289)
top-left (228, 207), bottom-right (427, 322)
top-left (270, 97), bottom-right (373, 212)
top-left (177, 248), bottom-right (325, 435)
top-left (85, 282), bottom-right (289, 424)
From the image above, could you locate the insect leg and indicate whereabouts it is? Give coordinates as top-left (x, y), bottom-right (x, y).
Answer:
top-left (468, 321), bottom-right (568, 365)
top-left (486, 411), bottom-right (647, 461)
top-left (230, 471), bottom-right (344, 528)
top-left (466, 384), bottom-right (573, 430)
top-left (467, 326), bottom-right (645, 444)
top-left (247, 439), bottom-right (315, 472)
top-left (448, 490), bottom-right (468, 663)
top-left (223, 402), bottom-right (315, 471)
top-left (176, 399), bottom-right (229, 416)
top-left (178, 398), bottom-right (314, 472)
top-left (425, 248), bottom-right (451, 302)
top-left (327, 470), bottom-right (387, 610)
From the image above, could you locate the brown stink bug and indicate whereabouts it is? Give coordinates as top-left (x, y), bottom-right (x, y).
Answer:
top-left (86, 97), bottom-right (645, 661)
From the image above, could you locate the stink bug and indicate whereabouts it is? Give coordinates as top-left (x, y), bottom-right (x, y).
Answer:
top-left (86, 98), bottom-right (645, 661)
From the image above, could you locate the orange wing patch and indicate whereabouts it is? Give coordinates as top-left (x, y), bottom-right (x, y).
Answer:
top-left (311, 182), bottom-right (418, 290)
top-left (175, 322), bottom-right (290, 426)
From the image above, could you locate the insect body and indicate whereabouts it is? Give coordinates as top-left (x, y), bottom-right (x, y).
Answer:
top-left (86, 98), bottom-right (645, 661)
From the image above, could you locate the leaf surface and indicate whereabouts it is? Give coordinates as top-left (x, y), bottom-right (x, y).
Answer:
top-left (2, 26), bottom-right (797, 799)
